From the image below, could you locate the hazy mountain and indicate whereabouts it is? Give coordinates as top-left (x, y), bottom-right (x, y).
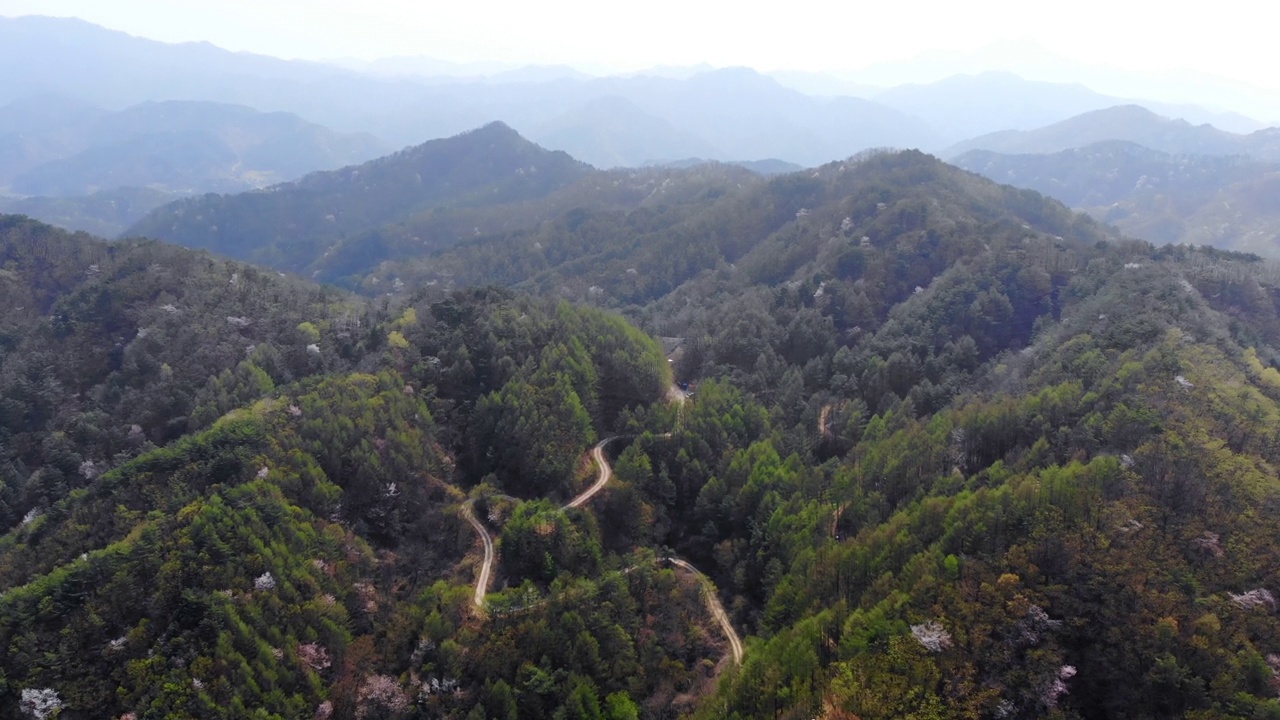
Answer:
top-left (485, 65), bottom-right (595, 84)
top-left (0, 15), bottom-right (474, 148)
top-left (7, 14), bottom-right (1272, 177)
top-left (0, 17), bottom-right (936, 165)
top-left (954, 140), bottom-right (1280, 254)
top-left (0, 185), bottom-right (180, 236)
top-left (1139, 100), bottom-right (1266, 135)
top-left (601, 68), bottom-right (935, 165)
top-left (874, 71), bottom-right (1120, 145)
top-left (846, 37), bottom-right (1280, 123)
top-left (943, 104), bottom-right (1258, 158)
top-left (955, 141), bottom-right (1252, 206)
top-left (621, 63), bottom-right (718, 80)
top-left (655, 157), bottom-right (804, 175)
top-left (327, 55), bottom-right (517, 79)
top-left (0, 94), bottom-right (107, 183)
top-left (0, 98), bottom-right (385, 197)
top-left (527, 95), bottom-right (723, 167)
top-left (767, 70), bottom-right (882, 98)
top-left (127, 121), bottom-right (591, 269)
top-left (0, 15), bottom-right (349, 109)
top-left (852, 72), bottom-right (1267, 146)
top-left (1105, 170), bottom-right (1280, 253)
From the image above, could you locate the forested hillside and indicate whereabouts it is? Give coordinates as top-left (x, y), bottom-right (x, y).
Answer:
top-left (7, 142), bottom-right (1280, 720)
top-left (127, 122), bottom-right (591, 271)
top-left (955, 141), bottom-right (1280, 255)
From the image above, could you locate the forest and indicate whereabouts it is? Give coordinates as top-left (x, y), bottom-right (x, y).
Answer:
top-left (5, 145), bottom-right (1280, 720)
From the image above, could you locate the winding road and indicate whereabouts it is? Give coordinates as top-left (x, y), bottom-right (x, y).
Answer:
top-left (461, 387), bottom-right (744, 665)
top-left (667, 557), bottom-right (744, 665)
top-left (564, 436), bottom-right (624, 509)
top-left (460, 499), bottom-right (494, 607)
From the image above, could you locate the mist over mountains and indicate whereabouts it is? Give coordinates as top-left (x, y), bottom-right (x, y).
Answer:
top-left (3, 12), bottom-right (1280, 257)
top-left (1, 15), bottom-right (1273, 166)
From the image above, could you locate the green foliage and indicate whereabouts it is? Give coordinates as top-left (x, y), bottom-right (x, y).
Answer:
top-left (14, 145), bottom-right (1280, 720)
top-left (500, 500), bottom-right (602, 585)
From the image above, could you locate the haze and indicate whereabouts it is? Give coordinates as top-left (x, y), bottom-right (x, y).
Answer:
top-left (4, 0), bottom-right (1280, 113)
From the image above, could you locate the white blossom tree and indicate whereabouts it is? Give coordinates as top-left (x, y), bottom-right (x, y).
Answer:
top-left (910, 620), bottom-right (952, 652)
top-left (20, 688), bottom-right (62, 719)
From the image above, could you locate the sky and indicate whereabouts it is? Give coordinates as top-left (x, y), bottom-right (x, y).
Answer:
top-left (2, 0), bottom-right (1279, 102)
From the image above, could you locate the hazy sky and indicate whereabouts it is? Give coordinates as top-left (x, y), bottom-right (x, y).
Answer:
top-left (2, 0), bottom-right (1278, 94)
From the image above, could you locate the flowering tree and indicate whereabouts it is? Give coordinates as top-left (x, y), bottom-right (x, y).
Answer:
top-left (356, 675), bottom-right (408, 718)
top-left (20, 688), bottom-right (62, 719)
top-left (910, 621), bottom-right (952, 652)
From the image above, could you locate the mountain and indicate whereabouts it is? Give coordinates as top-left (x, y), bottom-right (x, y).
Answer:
top-left (954, 141), bottom-right (1280, 254)
top-left (0, 95), bottom-right (107, 184)
top-left (1106, 170), bottom-right (1280, 253)
top-left (954, 140), bottom-right (1261, 207)
top-left (527, 95), bottom-right (723, 168)
top-left (13, 139), bottom-right (1280, 718)
top-left (0, 99), bottom-right (386, 196)
top-left (5, 15), bottom-right (1277, 175)
top-left (943, 104), bottom-right (1259, 158)
top-left (0, 215), bottom-right (689, 719)
top-left (767, 70), bottom-right (882, 98)
top-left (656, 157), bottom-right (804, 175)
top-left (874, 71), bottom-right (1122, 146)
top-left (0, 185), bottom-right (180, 236)
top-left (605, 68), bottom-right (935, 166)
top-left (126, 122), bottom-right (592, 270)
top-left (0, 15), bottom-right (355, 111)
top-left (844, 37), bottom-right (1280, 125)
top-left (0, 18), bottom-right (937, 166)
top-left (0, 15), bottom-right (481, 148)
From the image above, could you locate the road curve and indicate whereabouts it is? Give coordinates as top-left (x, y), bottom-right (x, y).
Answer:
top-left (667, 557), bottom-right (744, 665)
top-left (460, 500), bottom-right (494, 608)
top-left (462, 381), bottom-right (721, 658)
top-left (564, 436), bottom-right (624, 509)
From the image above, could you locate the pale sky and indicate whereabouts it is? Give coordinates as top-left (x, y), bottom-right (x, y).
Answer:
top-left (3, 0), bottom-right (1279, 94)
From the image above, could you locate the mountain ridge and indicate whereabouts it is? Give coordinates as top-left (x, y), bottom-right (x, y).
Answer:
top-left (126, 121), bottom-right (592, 270)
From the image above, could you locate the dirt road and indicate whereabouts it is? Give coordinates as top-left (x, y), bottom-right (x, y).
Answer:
top-left (667, 557), bottom-right (744, 665)
top-left (460, 500), bottom-right (494, 607)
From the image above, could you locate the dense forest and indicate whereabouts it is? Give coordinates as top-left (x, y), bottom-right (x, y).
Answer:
top-left (6, 143), bottom-right (1280, 720)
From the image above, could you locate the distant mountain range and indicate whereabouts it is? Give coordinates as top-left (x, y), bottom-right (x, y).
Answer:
top-left (944, 105), bottom-right (1280, 160)
top-left (0, 96), bottom-right (385, 196)
top-left (0, 185), bottom-right (179, 237)
top-left (7, 13), bottom-right (1280, 257)
top-left (3, 15), bottom-right (1274, 170)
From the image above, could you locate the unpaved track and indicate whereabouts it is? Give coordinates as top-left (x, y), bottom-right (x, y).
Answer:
top-left (667, 557), bottom-right (744, 665)
top-left (564, 436), bottom-right (623, 509)
top-left (462, 384), bottom-right (744, 665)
top-left (461, 500), bottom-right (494, 607)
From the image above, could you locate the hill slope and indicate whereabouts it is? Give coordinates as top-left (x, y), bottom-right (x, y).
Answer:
top-left (955, 141), bottom-right (1280, 254)
top-left (11, 146), bottom-right (1280, 719)
top-left (127, 122), bottom-right (591, 270)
